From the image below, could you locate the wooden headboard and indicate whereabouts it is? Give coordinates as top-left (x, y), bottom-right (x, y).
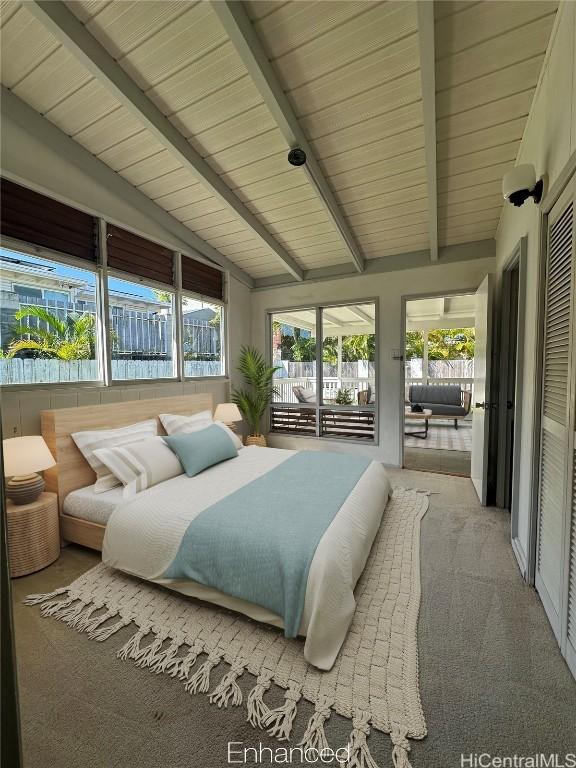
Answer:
top-left (41, 393), bottom-right (213, 512)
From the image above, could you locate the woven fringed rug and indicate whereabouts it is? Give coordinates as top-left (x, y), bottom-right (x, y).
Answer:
top-left (25, 488), bottom-right (428, 768)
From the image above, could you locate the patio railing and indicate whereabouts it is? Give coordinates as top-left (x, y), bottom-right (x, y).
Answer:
top-left (273, 377), bottom-right (375, 404)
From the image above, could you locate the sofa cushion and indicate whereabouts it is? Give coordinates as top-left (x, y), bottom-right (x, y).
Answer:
top-left (409, 384), bottom-right (462, 407)
top-left (418, 402), bottom-right (467, 417)
top-left (293, 385), bottom-right (316, 404)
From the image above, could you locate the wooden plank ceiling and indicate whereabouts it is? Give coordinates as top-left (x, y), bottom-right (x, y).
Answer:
top-left (0, 0), bottom-right (558, 281)
top-left (434, 0), bottom-right (557, 246)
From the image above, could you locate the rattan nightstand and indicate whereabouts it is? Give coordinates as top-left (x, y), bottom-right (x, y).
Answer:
top-left (6, 492), bottom-right (60, 578)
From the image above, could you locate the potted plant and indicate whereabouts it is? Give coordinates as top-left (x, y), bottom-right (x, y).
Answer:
top-left (232, 346), bottom-right (280, 447)
top-left (335, 388), bottom-right (353, 405)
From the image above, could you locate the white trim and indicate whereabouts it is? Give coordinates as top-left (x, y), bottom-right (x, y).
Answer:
top-left (496, 238), bottom-right (528, 578)
top-left (566, 633), bottom-right (576, 679)
top-left (511, 536), bottom-right (527, 580)
top-left (97, 219), bottom-right (112, 386)
top-left (535, 571), bottom-right (562, 644)
top-left (174, 253), bottom-right (184, 383)
top-left (1, 233), bottom-right (227, 389)
top-left (400, 287), bottom-right (479, 470)
top-left (252, 240), bottom-right (496, 290)
top-left (267, 298), bottom-right (379, 445)
top-left (0, 235), bottom-right (98, 275)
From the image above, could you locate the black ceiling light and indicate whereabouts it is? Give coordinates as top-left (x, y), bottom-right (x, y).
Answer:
top-left (288, 147), bottom-right (307, 167)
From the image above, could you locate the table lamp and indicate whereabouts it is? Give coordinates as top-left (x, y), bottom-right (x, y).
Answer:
top-left (3, 436), bottom-right (56, 505)
top-left (214, 403), bottom-right (243, 434)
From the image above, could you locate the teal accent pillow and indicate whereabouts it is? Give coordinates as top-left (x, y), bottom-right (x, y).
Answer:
top-left (163, 424), bottom-right (238, 477)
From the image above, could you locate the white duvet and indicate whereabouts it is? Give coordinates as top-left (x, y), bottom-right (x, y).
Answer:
top-left (102, 446), bottom-right (391, 669)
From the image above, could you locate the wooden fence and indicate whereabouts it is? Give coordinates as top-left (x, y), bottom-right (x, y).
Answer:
top-left (0, 358), bottom-right (222, 384)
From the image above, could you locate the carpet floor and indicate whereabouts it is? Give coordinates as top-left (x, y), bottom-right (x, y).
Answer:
top-left (10, 469), bottom-right (576, 768)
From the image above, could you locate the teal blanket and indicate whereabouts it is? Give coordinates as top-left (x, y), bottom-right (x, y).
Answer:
top-left (163, 451), bottom-right (371, 637)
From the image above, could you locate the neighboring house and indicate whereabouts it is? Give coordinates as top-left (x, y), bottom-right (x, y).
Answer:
top-left (0, 254), bottom-right (219, 359)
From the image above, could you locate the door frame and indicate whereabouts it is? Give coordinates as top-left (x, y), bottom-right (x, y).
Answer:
top-left (528, 152), bottom-right (576, 588)
top-left (399, 286), bottom-right (480, 470)
top-left (496, 238), bottom-right (528, 575)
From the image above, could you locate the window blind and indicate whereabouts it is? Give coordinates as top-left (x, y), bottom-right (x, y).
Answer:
top-left (181, 254), bottom-right (223, 301)
top-left (0, 178), bottom-right (98, 262)
top-left (106, 224), bottom-right (174, 286)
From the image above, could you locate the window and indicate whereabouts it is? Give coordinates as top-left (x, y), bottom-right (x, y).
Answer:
top-left (182, 296), bottom-right (224, 377)
top-left (44, 289), bottom-right (69, 304)
top-left (270, 302), bottom-right (376, 441)
top-left (404, 326), bottom-right (474, 402)
top-left (13, 284), bottom-right (42, 300)
top-left (0, 179), bottom-right (228, 387)
top-left (0, 248), bottom-right (100, 385)
top-left (271, 308), bottom-right (317, 434)
top-left (108, 275), bottom-right (175, 380)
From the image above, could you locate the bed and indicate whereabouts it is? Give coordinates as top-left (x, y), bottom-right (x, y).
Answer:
top-left (42, 394), bottom-right (391, 669)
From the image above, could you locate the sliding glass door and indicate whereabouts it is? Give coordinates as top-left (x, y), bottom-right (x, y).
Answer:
top-left (269, 301), bottom-right (377, 442)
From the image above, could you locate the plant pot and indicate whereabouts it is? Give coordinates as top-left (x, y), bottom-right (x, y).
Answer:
top-left (245, 434), bottom-right (267, 447)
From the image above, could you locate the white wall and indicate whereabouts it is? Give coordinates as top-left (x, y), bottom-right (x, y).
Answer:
top-left (0, 380), bottom-right (229, 439)
top-left (496, 2), bottom-right (576, 572)
top-left (0, 101), bottom-right (252, 436)
top-left (251, 257), bottom-right (495, 466)
top-left (495, 1), bottom-right (576, 571)
top-left (0, 105), bottom-right (195, 257)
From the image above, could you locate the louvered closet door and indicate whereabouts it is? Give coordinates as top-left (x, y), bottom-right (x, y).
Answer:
top-left (567, 449), bottom-right (576, 676)
top-left (535, 177), bottom-right (575, 643)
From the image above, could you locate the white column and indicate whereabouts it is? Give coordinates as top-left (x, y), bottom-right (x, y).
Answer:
top-left (422, 328), bottom-right (429, 386)
top-left (174, 252), bottom-right (184, 382)
top-left (97, 218), bottom-right (112, 386)
top-left (337, 334), bottom-right (343, 388)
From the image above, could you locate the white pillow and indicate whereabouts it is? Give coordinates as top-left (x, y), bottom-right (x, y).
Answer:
top-left (94, 437), bottom-right (183, 498)
top-left (159, 410), bottom-right (212, 436)
top-left (160, 412), bottom-right (242, 450)
top-left (72, 419), bottom-right (157, 493)
top-left (301, 387), bottom-right (316, 404)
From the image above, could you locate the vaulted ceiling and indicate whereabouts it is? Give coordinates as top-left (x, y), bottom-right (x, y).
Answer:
top-left (0, 0), bottom-right (558, 285)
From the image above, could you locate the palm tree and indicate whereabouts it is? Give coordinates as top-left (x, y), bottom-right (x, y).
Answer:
top-left (8, 306), bottom-right (96, 360)
top-left (231, 346), bottom-right (280, 438)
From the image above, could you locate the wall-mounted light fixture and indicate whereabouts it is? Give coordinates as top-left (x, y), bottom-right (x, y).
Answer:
top-left (502, 164), bottom-right (544, 207)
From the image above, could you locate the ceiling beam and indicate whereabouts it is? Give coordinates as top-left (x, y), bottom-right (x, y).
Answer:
top-left (252, 239), bottom-right (496, 289)
top-left (322, 311), bottom-right (342, 326)
top-left (348, 306), bottom-right (373, 324)
top-left (27, 1), bottom-right (304, 282)
top-left (210, 0), bottom-right (365, 275)
top-left (273, 315), bottom-right (315, 333)
top-left (416, 1), bottom-right (439, 262)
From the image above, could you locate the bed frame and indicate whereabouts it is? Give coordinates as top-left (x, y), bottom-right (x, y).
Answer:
top-left (40, 393), bottom-right (214, 551)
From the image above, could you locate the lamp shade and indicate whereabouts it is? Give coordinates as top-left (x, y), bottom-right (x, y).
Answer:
top-left (214, 403), bottom-right (242, 423)
top-left (3, 436), bottom-right (56, 477)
